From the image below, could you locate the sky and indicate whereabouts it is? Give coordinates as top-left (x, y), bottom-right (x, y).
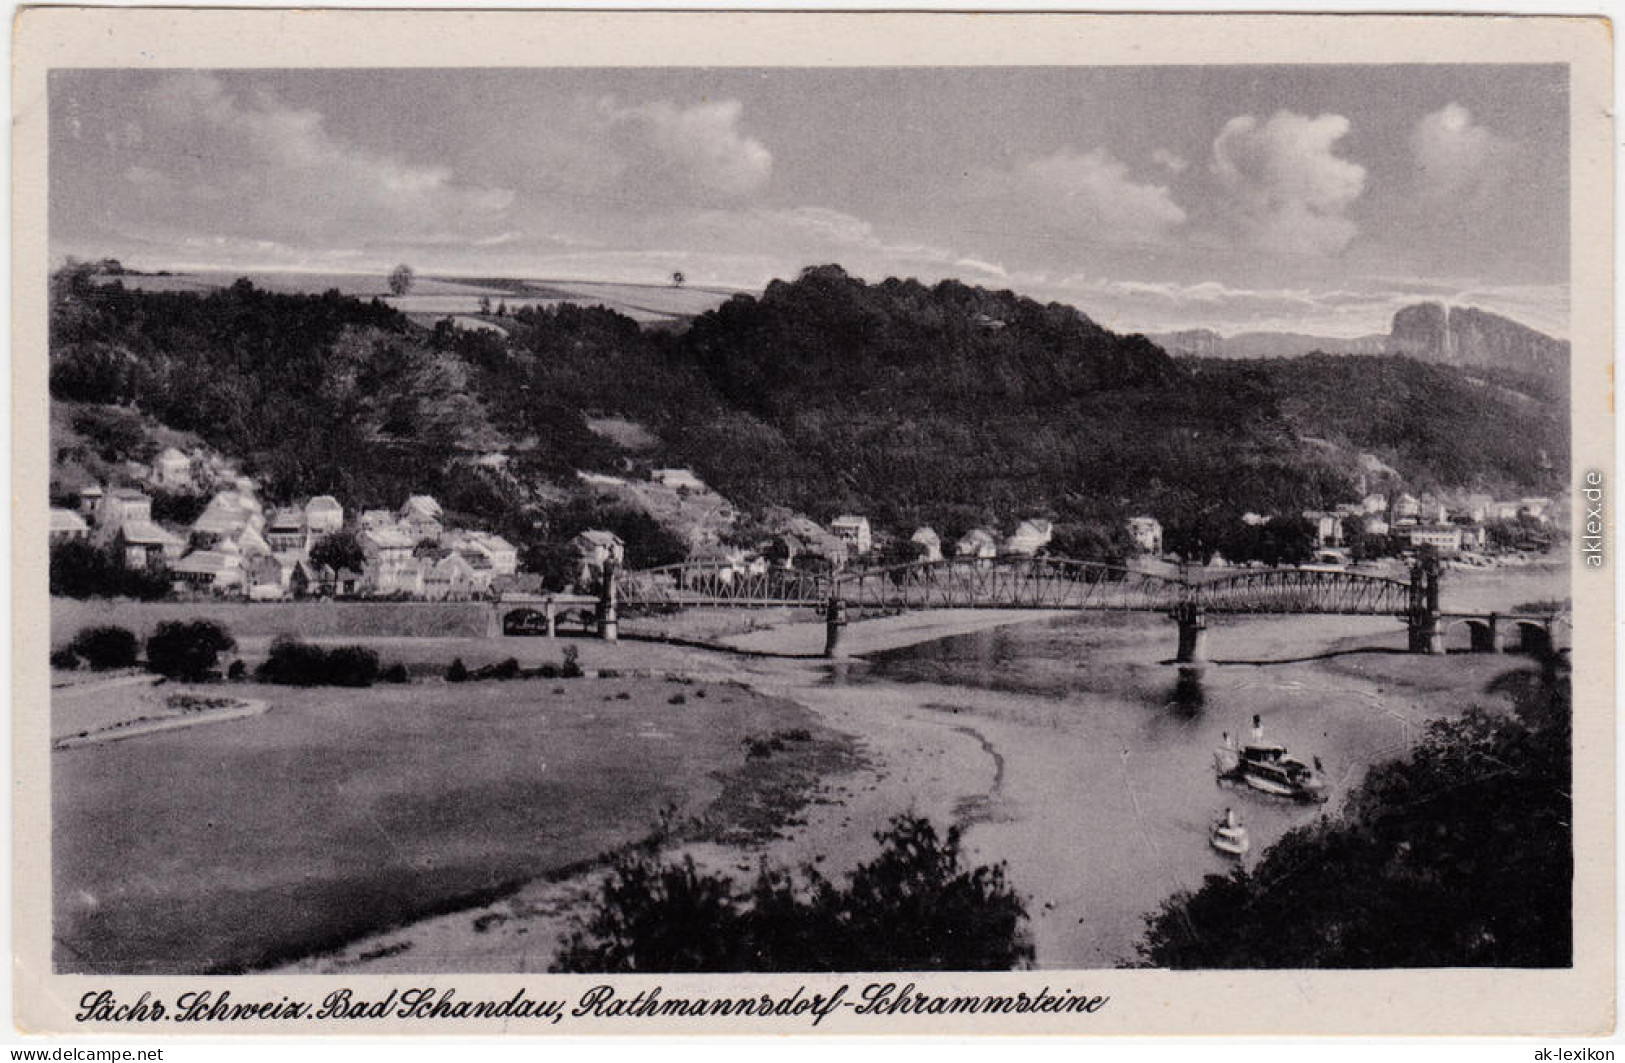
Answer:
top-left (49, 66), bottom-right (1570, 337)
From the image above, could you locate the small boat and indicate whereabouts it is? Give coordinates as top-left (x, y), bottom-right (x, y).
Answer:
top-left (1213, 716), bottom-right (1330, 803)
top-left (1210, 808), bottom-right (1250, 857)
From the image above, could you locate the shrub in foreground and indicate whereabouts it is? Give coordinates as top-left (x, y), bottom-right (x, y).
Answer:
top-left (69, 625), bottom-right (140, 670)
top-left (145, 620), bottom-right (235, 681)
top-left (50, 648), bottom-right (80, 671)
top-left (552, 814), bottom-right (1033, 973)
top-left (255, 637), bottom-right (379, 687)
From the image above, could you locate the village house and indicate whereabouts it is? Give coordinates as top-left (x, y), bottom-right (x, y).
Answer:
top-left (446, 530), bottom-right (518, 577)
top-left (955, 527), bottom-right (999, 561)
top-left (1392, 493), bottom-right (1422, 525)
top-left (171, 541), bottom-right (245, 593)
top-left (49, 507), bottom-right (89, 544)
top-left (910, 527), bottom-right (943, 563)
top-left (1003, 518), bottom-right (1054, 557)
top-left (830, 515), bottom-right (873, 556)
top-left (266, 508), bottom-right (310, 555)
top-left (1362, 514), bottom-right (1391, 537)
top-left (360, 509), bottom-right (397, 533)
top-left (152, 446), bottom-right (192, 489)
top-left (1302, 511), bottom-right (1344, 548)
top-left (399, 495), bottom-right (444, 542)
top-left (421, 551), bottom-right (479, 601)
top-left (1489, 500), bottom-right (1522, 522)
top-left (96, 488), bottom-right (153, 536)
top-left (572, 529), bottom-right (626, 587)
top-left (651, 468), bottom-right (706, 491)
top-left (359, 526), bottom-right (422, 597)
top-left (1458, 493), bottom-right (1495, 524)
top-left (1362, 493), bottom-right (1388, 514)
top-left (1458, 524), bottom-right (1489, 552)
top-left (113, 520), bottom-right (185, 571)
top-left (1404, 524), bottom-right (1463, 555)
top-left (304, 495), bottom-right (345, 536)
top-left (1240, 512), bottom-right (1269, 526)
top-left (245, 554), bottom-right (288, 601)
top-left (1126, 516), bottom-right (1163, 555)
top-left (287, 558), bottom-right (324, 599)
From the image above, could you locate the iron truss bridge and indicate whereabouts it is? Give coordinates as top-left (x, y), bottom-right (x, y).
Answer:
top-left (614, 557), bottom-right (1416, 617)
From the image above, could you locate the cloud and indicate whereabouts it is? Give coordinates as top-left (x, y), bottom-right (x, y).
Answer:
top-left (124, 73), bottom-right (513, 247)
top-left (1410, 103), bottom-right (1512, 205)
top-left (1151, 148), bottom-right (1189, 174)
top-left (594, 97), bottom-right (772, 201)
top-left (1211, 110), bottom-right (1366, 256)
top-left (956, 148), bottom-right (1187, 249)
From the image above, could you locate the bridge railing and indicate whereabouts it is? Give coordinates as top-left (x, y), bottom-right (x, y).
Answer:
top-left (614, 555), bottom-right (1418, 617)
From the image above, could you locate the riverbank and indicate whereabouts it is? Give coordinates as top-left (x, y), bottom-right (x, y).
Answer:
top-left (279, 599), bottom-right (1544, 973)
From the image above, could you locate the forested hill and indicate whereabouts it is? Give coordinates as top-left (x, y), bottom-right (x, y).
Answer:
top-left (50, 263), bottom-right (1568, 561)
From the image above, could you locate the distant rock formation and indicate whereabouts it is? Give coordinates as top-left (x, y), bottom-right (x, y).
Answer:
top-left (1147, 328), bottom-right (1387, 359)
top-left (1148, 302), bottom-right (1567, 383)
top-left (1388, 303), bottom-right (1568, 382)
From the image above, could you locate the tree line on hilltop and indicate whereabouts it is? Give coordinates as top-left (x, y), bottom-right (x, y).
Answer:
top-left (49, 262), bottom-right (1567, 570)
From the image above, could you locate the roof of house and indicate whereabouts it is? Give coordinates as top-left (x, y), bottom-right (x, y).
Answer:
top-left (106, 487), bottom-right (150, 504)
top-left (156, 446), bottom-right (189, 462)
top-left (469, 532), bottom-right (515, 553)
top-left (575, 529), bottom-right (624, 548)
top-left (268, 508), bottom-right (306, 531)
top-left (361, 527), bottom-right (416, 551)
top-left (832, 514), bottom-right (869, 528)
top-left (1015, 518), bottom-right (1054, 536)
top-left (117, 520), bottom-right (181, 546)
top-left (50, 508), bottom-right (88, 533)
top-left (958, 527), bottom-right (997, 544)
top-left (305, 495), bottom-right (343, 513)
top-left (173, 550), bottom-right (241, 575)
top-left (401, 495), bottom-right (443, 519)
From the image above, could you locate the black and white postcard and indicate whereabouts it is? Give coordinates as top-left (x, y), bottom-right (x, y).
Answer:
top-left (11, 8), bottom-right (1615, 1038)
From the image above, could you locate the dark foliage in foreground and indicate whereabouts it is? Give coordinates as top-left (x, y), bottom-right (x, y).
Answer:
top-left (552, 814), bottom-right (1034, 973)
top-left (49, 540), bottom-right (171, 600)
top-left (255, 636), bottom-right (380, 687)
top-left (145, 620), bottom-right (236, 681)
top-left (1137, 655), bottom-right (1572, 968)
top-left (68, 625), bottom-right (140, 670)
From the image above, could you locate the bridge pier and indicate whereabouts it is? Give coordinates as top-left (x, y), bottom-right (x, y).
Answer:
top-left (823, 597), bottom-right (848, 659)
top-left (1173, 603), bottom-right (1208, 664)
top-left (1407, 611), bottom-right (1444, 654)
top-left (1406, 554), bottom-right (1445, 655)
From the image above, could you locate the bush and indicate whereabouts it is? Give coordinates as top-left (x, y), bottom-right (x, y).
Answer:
top-left (255, 637), bottom-right (378, 687)
top-left (446, 658), bottom-right (469, 683)
top-left (50, 540), bottom-right (171, 600)
top-left (145, 620), bottom-right (235, 681)
top-left (227, 659), bottom-right (247, 681)
top-left (552, 814), bottom-right (1033, 973)
top-left (380, 663), bottom-right (409, 684)
top-left (50, 648), bottom-right (80, 671)
top-left (560, 645), bottom-right (584, 679)
top-left (68, 625), bottom-right (139, 670)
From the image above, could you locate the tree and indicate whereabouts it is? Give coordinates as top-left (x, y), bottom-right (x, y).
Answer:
top-left (310, 529), bottom-right (366, 574)
top-left (387, 264), bottom-right (415, 297)
top-left (68, 626), bottom-right (140, 670)
top-left (671, 271), bottom-right (686, 288)
top-left (553, 814), bottom-right (1034, 972)
top-left (145, 620), bottom-right (235, 681)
